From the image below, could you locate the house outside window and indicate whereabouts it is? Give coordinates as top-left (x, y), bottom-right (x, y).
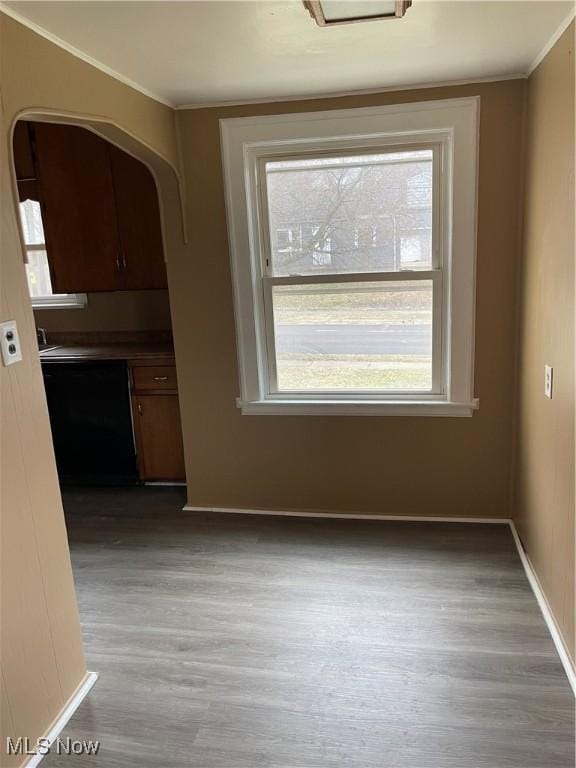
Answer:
top-left (407, 170), bottom-right (432, 208)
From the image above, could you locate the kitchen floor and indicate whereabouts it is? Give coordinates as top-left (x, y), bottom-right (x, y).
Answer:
top-left (45, 487), bottom-right (574, 767)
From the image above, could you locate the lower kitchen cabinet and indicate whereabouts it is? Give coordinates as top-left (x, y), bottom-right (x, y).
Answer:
top-left (132, 395), bottom-right (185, 481)
top-left (130, 359), bottom-right (186, 482)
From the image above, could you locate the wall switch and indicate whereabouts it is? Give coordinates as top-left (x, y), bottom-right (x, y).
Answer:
top-left (0, 320), bottom-right (23, 366)
top-left (544, 364), bottom-right (553, 399)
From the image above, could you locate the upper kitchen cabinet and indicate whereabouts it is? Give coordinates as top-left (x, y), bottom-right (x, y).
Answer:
top-left (108, 145), bottom-right (167, 290)
top-left (34, 123), bottom-right (121, 293)
top-left (31, 122), bottom-right (167, 293)
top-left (13, 121), bottom-right (36, 181)
top-left (13, 121), bottom-right (39, 202)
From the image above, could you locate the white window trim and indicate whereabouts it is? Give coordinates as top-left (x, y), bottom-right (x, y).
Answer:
top-left (25, 243), bottom-right (87, 309)
top-left (220, 97), bottom-right (480, 417)
top-left (30, 292), bottom-right (88, 310)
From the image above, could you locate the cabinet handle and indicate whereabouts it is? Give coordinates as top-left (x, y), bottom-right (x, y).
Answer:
top-left (153, 376), bottom-right (168, 381)
top-left (137, 402), bottom-right (143, 415)
top-left (116, 254), bottom-right (121, 271)
top-left (121, 251), bottom-right (127, 270)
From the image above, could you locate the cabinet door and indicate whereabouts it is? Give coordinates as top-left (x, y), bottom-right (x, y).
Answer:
top-left (33, 123), bottom-right (122, 293)
top-left (109, 145), bottom-right (167, 290)
top-left (132, 395), bottom-right (185, 481)
top-left (13, 121), bottom-right (35, 181)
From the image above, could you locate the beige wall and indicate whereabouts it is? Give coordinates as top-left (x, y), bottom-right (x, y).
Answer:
top-left (34, 290), bottom-right (172, 334)
top-left (513, 23), bottom-right (575, 664)
top-left (0, 14), bottom-right (182, 765)
top-left (174, 80), bottom-right (526, 517)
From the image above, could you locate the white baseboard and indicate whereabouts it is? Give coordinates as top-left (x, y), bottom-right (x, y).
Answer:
top-left (183, 505), bottom-right (511, 525)
top-left (22, 671), bottom-right (98, 768)
top-left (184, 504), bottom-right (575, 695)
top-left (509, 522), bottom-right (576, 695)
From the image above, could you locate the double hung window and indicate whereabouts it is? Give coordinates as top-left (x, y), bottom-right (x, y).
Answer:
top-left (260, 148), bottom-right (440, 394)
top-left (221, 98), bottom-right (479, 415)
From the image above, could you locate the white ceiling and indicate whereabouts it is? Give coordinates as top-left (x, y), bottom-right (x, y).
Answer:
top-left (3, 1), bottom-right (574, 108)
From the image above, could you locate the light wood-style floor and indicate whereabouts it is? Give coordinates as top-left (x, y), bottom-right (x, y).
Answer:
top-left (44, 487), bottom-right (574, 767)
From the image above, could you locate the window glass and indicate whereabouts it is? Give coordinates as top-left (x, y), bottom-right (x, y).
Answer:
top-left (25, 248), bottom-right (54, 298)
top-left (265, 150), bottom-right (433, 276)
top-left (271, 280), bottom-right (433, 392)
top-left (19, 199), bottom-right (45, 245)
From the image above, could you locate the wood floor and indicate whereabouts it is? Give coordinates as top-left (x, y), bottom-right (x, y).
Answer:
top-left (44, 487), bottom-right (574, 767)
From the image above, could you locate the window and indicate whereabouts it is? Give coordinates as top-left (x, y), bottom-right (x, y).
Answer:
top-left (19, 199), bottom-right (86, 309)
top-left (221, 98), bottom-right (479, 415)
top-left (262, 150), bottom-right (438, 394)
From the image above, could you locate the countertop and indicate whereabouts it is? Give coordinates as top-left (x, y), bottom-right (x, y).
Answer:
top-left (39, 342), bottom-right (175, 362)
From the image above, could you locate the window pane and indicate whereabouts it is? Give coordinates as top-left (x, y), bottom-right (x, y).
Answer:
top-left (265, 150), bottom-right (433, 276)
top-left (19, 199), bottom-right (55, 299)
top-left (272, 280), bottom-right (433, 392)
top-left (19, 199), bottom-right (45, 246)
top-left (25, 248), bottom-right (54, 298)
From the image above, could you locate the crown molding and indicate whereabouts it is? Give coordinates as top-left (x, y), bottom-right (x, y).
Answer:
top-left (3, 0), bottom-right (569, 113)
top-left (0, 2), bottom-right (174, 108)
top-left (527, 4), bottom-right (575, 76)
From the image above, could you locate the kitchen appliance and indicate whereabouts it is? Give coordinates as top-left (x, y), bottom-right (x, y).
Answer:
top-left (42, 360), bottom-right (139, 485)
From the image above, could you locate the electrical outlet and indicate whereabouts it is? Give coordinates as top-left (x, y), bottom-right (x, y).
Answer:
top-left (0, 320), bottom-right (23, 366)
top-left (544, 365), bottom-right (553, 399)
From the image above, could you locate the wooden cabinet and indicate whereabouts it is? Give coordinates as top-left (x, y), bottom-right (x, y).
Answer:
top-left (109, 145), bottom-right (167, 290)
top-left (132, 364), bottom-right (179, 392)
top-left (31, 122), bottom-right (167, 293)
top-left (34, 123), bottom-right (122, 293)
top-left (13, 122), bottom-right (35, 180)
top-left (13, 121), bottom-right (39, 202)
top-left (132, 395), bottom-right (185, 481)
top-left (130, 359), bottom-right (185, 482)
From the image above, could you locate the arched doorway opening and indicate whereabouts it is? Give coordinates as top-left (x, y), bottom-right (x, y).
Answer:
top-left (10, 112), bottom-right (188, 487)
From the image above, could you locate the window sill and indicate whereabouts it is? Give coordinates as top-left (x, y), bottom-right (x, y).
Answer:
top-left (31, 294), bottom-right (88, 310)
top-left (236, 398), bottom-right (479, 417)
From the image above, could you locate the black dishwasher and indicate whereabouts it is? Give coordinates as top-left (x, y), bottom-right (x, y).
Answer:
top-left (42, 360), bottom-right (139, 486)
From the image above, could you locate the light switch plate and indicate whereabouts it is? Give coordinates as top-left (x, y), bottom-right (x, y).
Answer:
top-left (544, 364), bottom-right (553, 399)
top-left (0, 320), bottom-right (23, 366)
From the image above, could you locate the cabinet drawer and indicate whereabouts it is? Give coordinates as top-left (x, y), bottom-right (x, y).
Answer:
top-left (132, 365), bottom-right (178, 392)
